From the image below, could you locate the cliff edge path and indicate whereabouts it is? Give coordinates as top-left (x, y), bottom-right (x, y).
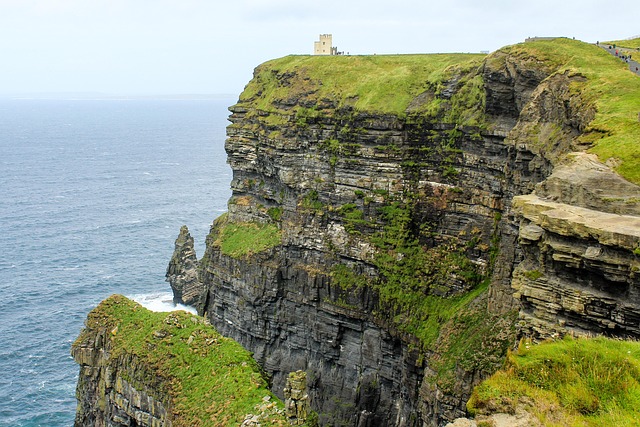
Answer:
top-left (599, 43), bottom-right (640, 76)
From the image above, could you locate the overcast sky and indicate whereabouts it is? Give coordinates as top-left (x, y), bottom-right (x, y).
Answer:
top-left (1, 0), bottom-right (638, 97)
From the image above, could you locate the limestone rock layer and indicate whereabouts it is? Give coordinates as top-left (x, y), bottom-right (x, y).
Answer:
top-left (168, 40), bottom-right (639, 426)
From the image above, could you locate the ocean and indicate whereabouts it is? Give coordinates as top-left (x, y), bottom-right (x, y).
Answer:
top-left (0, 97), bottom-right (234, 426)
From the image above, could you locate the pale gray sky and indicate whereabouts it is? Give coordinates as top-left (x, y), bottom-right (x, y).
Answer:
top-left (0, 0), bottom-right (637, 96)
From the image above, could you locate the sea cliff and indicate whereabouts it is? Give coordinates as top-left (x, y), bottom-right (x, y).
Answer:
top-left (74, 38), bottom-right (640, 426)
top-left (71, 295), bottom-right (296, 427)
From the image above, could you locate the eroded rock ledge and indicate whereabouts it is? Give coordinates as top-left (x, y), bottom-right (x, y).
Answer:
top-left (513, 153), bottom-right (640, 339)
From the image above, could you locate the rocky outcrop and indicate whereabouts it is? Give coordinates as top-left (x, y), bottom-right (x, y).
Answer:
top-left (165, 225), bottom-right (204, 310)
top-left (164, 41), bottom-right (640, 426)
top-left (512, 153), bottom-right (640, 339)
top-left (73, 344), bottom-right (171, 427)
top-left (72, 298), bottom-right (174, 427)
top-left (284, 371), bottom-right (310, 425)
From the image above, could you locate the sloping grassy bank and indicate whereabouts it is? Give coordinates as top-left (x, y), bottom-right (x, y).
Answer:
top-left (497, 38), bottom-right (640, 183)
top-left (468, 336), bottom-right (640, 426)
top-left (603, 37), bottom-right (640, 49)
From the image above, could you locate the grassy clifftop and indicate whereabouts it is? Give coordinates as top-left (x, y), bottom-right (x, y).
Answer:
top-left (238, 39), bottom-right (640, 184)
top-left (239, 53), bottom-right (486, 116)
top-left (75, 295), bottom-right (290, 427)
top-left (468, 336), bottom-right (640, 426)
top-left (498, 38), bottom-right (640, 184)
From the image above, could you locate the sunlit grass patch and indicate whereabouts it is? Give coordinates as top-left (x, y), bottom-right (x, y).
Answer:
top-left (209, 213), bottom-right (282, 258)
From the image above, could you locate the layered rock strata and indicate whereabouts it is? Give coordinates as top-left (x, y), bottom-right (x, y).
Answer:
top-left (513, 153), bottom-right (640, 338)
top-left (284, 371), bottom-right (310, 425)
top-left (167, 41), bottom-right (640, 426)
top-left (166, 225), bottom-right (205, 308)
top-left (72, 299), bottom-right (174, 427)
top-left (73, 346), bottom-right (171, 427)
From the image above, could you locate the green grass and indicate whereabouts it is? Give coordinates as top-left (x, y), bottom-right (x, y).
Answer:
top-left (429, 294), bottom-right (517, 393)
top-left (266, 206), bottom-right (283, 221)
top-left (468, 336), bottom-right (640, 426)
top-left (239, 53), bottom-right (486, 116)
top-left (495, 38), bottom-right (640, 184)
top-left (389, 279), bottom-right (488, 347)
top-left (329, 198), bottom-right (489, 349)
top-left (603, 38), bottom-right (640, 49)
top-left (74, 295), bottom-right (290, 427)
top-left (209, 213), bottom-right (282, 258)
top-left (370, 234), bottom-right (486, 348)
top-left (240, 39), bottom-right (640, 184)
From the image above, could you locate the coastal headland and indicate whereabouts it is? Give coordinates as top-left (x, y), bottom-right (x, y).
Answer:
top-left (73, 37), bottom-right (640, 426)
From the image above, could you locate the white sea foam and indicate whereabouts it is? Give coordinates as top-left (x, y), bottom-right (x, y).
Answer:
top-left (130, 291), bottom-right (197, 315)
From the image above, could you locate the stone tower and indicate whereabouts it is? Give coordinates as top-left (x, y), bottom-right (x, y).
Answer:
top-left (314, 34), bottom-right (334, 55)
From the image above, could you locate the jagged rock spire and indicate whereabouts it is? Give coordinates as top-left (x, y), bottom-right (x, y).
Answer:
top-left (166, 225), bottom-right (205, 312)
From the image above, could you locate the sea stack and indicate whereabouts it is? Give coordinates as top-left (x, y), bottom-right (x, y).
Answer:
top-left (165, 225), bottom-right (205, 311)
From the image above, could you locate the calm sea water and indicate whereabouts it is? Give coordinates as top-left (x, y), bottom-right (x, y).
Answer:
top-left (0, 98), bottom-right (234, 426)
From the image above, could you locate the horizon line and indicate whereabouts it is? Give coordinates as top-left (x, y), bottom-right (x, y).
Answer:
top-left (0, 92), bottom-right (239, 101)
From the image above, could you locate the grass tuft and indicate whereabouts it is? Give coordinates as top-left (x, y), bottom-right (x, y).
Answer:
top-left (209, 213), bottom-right (282, 258)
top-left (468, 336), bottom-right (640, 426)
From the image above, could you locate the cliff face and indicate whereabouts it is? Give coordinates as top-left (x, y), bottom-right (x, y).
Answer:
top-left (73, 320), bottom-right (172, 427)
top-left (169, 40), bottom-right (640, 426)
top-left (513, 153), bottom-right (640, 338)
